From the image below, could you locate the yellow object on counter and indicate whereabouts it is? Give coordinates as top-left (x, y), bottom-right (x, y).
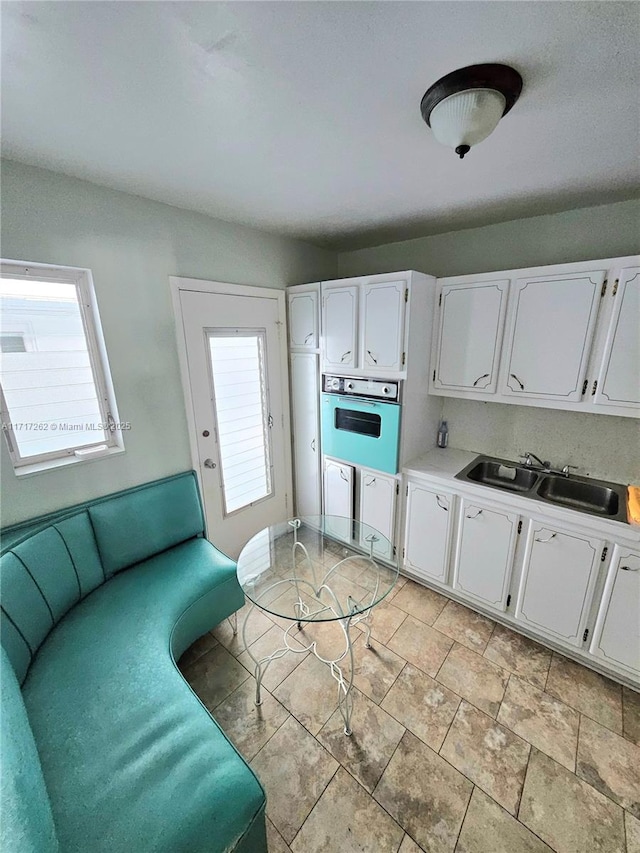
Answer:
top-left (628, 486), bottom-right (640, 526)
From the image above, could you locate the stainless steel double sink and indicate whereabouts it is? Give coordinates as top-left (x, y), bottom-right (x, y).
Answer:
top-left (455, 455), bottom-right (628, 523)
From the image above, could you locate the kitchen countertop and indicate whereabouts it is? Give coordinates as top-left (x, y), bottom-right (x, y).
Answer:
top-left (403, 448), bottom-right (640, 544)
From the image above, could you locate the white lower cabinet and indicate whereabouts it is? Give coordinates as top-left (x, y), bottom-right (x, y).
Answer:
top-left (589, 545), bottom-right (640, 678)
top-left (404, 481), bottom-right (454, 583)
top-left (452, 499), bottom-right (519, 611)
top-left (323, 457), bottom-right (354, 542)
top-left (359, 469), bottom-right (397, 560)
top-left (514, 521), bottom-right (604, 647)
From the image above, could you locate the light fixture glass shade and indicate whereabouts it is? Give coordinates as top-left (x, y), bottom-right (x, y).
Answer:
top-left (429, 88), bottom-right (506, 149)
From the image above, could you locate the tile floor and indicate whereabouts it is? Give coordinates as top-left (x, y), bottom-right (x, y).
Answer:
top-left (179, 577), bottom-right (640, 853)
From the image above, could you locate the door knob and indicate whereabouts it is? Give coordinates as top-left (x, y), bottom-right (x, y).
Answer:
top-left (203, 458), bottom-right (217, 469)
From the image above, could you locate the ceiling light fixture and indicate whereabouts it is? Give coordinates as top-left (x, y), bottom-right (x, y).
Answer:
top-left (420, 63), bottom-right (523, 159)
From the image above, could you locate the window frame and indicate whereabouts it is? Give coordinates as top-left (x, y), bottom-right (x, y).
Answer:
top-left (206, 327), bottom-right (275, 518)
top-left (0, 260), bottom-right (124, 474)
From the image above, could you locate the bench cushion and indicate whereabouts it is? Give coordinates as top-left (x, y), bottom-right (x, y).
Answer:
top-left (0, 647), bottom-right (58, 852)
top-left (22, 537), bottom-right (262, 853)
top-left (88, 473), bottom-right (204, 577)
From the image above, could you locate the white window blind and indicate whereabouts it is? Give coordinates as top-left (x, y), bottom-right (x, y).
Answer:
top-left (0, 263), bottom-right (121, 469)
top-left (208, 331), bottom-right (273, 515)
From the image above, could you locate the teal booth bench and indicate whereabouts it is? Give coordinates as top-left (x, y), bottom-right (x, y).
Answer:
top-left (0, 471), bottom-right (267, 853)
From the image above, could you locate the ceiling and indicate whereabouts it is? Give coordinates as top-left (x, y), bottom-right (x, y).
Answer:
top-left (2, 2), bottom-right (639, 249)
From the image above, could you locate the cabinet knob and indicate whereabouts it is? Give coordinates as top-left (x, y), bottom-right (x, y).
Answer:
top-left (534, 531), bottom-right (556, 543)
top-left (620, 565), bottom-right (639, 572)
top-left (472, 373), bottom-right (490, 387)
top-left (436, 495), bottom-right (448, 511)
top-left (367, 350), bottom-right (378, 364)
top-left (465, 508), bottom-right (483, 519)
top-left (340, 350), bottom-right (351, 362)
top-left (203, 458), bottom-right (217, 469)
top-left (510, 373), bottom-right (525, 391)
top-left (304, 332), bottom-right (314, 344)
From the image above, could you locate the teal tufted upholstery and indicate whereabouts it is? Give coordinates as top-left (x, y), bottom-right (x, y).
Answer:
top-left (0, 473), bottom-right (267, 853)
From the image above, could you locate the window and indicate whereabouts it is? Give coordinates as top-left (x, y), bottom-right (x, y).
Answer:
top-left (208, 331), bottom-right (273, 515)
top-left (0, 261), bottom-right (123, 472)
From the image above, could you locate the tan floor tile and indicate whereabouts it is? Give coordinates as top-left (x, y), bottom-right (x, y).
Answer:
top-left (391, 579), bottom-right (448, 624)
top-left (399, 835), bottom-right (424, 853)
top-left (210, 679), bottom-right (289, 761)
top-left (386, 574), bottom-right (407, 602)
top-left (626, 812), bottom-right (640, 853)
top-left (440, 701), bottom-right (530, 816)
top-left (388, 615), bottom-right (453, 677)
top-left (266, 818), bottom-right (292, 853)
top-left (352, 633), bottom-right (406, 704)
top-left (381, 663), bottom-right (460, 751)
top-left (519, 749), bottom-right (625, 853)
top-left (291, 767), bottom-right (404, 853)
top-left (297, 619), bottom-right (350, 661)
top-left (497, 675), bottom-right (579, 771)
top-left (545, 653), bottom-right (623, 734)
top-left (318, 688), bottom-right (405, 792)
top-left (237, 624), bottom-right (308, 692)
top-left (483, 623), bottom-right (552, 690)
top-left (212, 605), bottom-right (273, 656)
top-left (623, 686), bottom-right (640, 746)
top-left (577, 714), bottom-right (640, 817)
top-left (251, 715), bottom-right (338, 844)
top-left (354, 600), bottom-right (408, 645)
top-left (274, 654), bottom-right (342, 735)
top-left (183, 644), bottom-right (249, 710)
top-left (437, 644), bottom-right (508, 718)
top-left (456, 787), bottom-right (553, 853)
top-left (374, 731), bottom-right (473, 853)
top-left (177, 631), bottom-right (218, 670)
top-left (432, 600), bottom-right (495, 653)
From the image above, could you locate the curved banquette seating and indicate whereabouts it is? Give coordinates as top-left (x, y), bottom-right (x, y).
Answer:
top-left (0, 472), bottom-right (267, 853)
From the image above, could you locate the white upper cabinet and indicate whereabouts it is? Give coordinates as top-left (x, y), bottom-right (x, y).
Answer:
top-left (359, 469), bottom-right (397, 560)
top-left (361, 280), bottom-right (407, 373)
top-left (429, 256), bottom-right (639, 417)
top-left (322, 285), bottom-right (358, 370)
top-left (593, 266), bottom-right (640, 411)
top-left (452, 499), bottom-right (519, 611)
top-left (515, 520), bottom-right (603, 647)
top-left (431, 279), bottom-right (509, 394)
top-left (589, 545), bottom-right (640, 678)
top-left (404, 481), bottom-right (454, 584)
top-left (500, 269), bottom-right (605, 401)
top-left (288, 287), bottom-right (319, 349)
top-left (321, 273), bottom-right (416, 376)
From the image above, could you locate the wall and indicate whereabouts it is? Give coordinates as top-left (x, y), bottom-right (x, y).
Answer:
top-left (0, 159), bottom-right (337, 525)
top-left (338, 200), bottom-right (640, 483)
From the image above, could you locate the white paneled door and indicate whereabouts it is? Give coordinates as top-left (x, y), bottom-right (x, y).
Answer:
top-left (173, 280), bottom-right (291, 558)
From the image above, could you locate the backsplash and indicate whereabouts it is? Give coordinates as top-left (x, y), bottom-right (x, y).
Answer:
top-left (442, 398), bottom-right (640, 484)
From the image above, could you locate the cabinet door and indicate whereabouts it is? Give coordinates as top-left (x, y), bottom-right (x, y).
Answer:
top-left (589, 546), bottom-right (640, 678)
top-left (290, 352), bottom-right (320, 517)
top-left (323, 457), bottom-right (354, 542)
top-left (453, 500), bottom-right (519, 610)
top-left (359, 470), bottom-right (396, 560)
top-left (500, 269), bottom-right (605, 401)
top-left (433, 279), bottom-right (509, 393)
top-left (594, 267), bottom-right (640, 411)
top-left (515, 522), bottom-right (603, 647)
top-left (361, 280), bottom-right (406, 373)
top-left (322, 286), bottom-right (358, 370)
top-left (404, 482), bottom-right (454, 583)
top-left (288, 289), bottom-right (319, 349)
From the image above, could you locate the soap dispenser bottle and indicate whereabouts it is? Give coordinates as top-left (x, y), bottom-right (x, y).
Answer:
top-left (437, 420), bottom-right (449, 449)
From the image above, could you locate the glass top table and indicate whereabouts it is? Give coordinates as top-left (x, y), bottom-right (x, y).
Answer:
top-left (236, 516), bottom-right (399, 735)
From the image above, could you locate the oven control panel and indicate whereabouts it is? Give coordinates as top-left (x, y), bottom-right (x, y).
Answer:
top-left (322, 374), bottom-right (400, 403)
